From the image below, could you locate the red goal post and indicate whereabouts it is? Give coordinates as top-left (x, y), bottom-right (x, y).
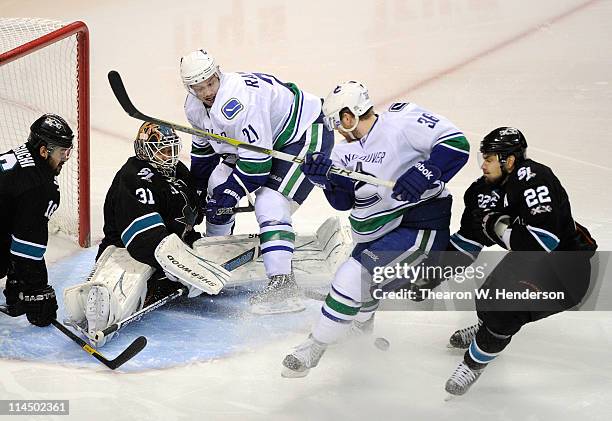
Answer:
top-left (0, 19), bottom-right (90, 247)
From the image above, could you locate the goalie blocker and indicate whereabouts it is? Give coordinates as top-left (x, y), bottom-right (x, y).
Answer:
top-left (64, 233), bottom-right (230, 346)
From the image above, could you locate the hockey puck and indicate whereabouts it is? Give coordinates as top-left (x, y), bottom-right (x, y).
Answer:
top-left (374, 337), bottom-right (390, 351)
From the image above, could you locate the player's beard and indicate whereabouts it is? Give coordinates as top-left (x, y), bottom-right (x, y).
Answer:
top-left (54, 162), bottom-right (64, 175)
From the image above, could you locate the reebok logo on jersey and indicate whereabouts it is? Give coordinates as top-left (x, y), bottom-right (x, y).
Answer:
top-left (363, 249), bottom-right (379, 262)
top-left (221, 98), bottom-right (244, 120)
top-left (415, 162), bottom-right (435, 179)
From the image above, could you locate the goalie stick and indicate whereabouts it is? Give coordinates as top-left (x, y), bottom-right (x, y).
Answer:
top-left (0, 305), bottom-right (146, 370)
top-left (92, 243), bottom-right (261, 344)
top-left (108, 70), bottom-right (395, 189)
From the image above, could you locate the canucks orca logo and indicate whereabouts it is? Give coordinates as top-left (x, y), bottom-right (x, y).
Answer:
top-left (222, 98), bottom-right (244, 120)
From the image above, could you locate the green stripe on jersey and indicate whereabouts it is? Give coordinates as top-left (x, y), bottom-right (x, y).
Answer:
top-left (259, 230), bottom-right (295, 244)
top-left (236, 158), bottom-right (272, 175)
top-left (442, 135), bottom-right (469, 152)
top-left (281, 123), bottom-right (320, 196)
top-left (191, 143), bottom-right (215, 157)
top-left (399, 230), bottom-right (431, 266)
top-left (274, 83), bottom-right (302, 150)
top-left (325, 294), bottom-right (360, 316)
top-left (349, 206), bottom-right (409, 235)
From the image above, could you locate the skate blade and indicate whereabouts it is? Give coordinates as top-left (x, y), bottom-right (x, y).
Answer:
top-left (250, 297), bottom-right (306, 315)
top-left (444, 394), bottom-right (457, 402)
top-left (301, 288), bottom-right (326, 301)
top-left (447, 343), bottom-right (469, 350)
top-left (281, 366), bottom-right (310, 378)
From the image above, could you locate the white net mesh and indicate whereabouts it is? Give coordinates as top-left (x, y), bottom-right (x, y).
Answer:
top-left (0, 18), bottom-right (84, 244)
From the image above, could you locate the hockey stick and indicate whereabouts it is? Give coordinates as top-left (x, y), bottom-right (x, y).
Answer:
top-left (0, 305), bottom-right (146, 370)
top-left (108, 70), bottom-right (395, 189)
top-left (93, 243), bottom-right (261, 343)
top-left (216, 204), bottom-right (255, 216)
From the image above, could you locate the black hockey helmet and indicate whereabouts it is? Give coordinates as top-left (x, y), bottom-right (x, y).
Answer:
top-left (480, 127), bottom-right (527, 163)
top-left (27, 114), bottom-right (74, 150)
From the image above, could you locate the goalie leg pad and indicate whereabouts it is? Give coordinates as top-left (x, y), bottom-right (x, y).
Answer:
top-left (154, 233), bottom-right (231, 296)
top-left (63, 246), bottom-right (155, 342)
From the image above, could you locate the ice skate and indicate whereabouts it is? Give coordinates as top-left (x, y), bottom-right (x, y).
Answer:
top-left (282, 335), bottom-right (327, 378)
top-left (349, 314), bottom-right (375, 337)
top-left (448, 322), bottom-right (481, 349)
top-left (445, 361), bottom-right (484, 396)
top-left (250, 272), bottom-right (305, 315)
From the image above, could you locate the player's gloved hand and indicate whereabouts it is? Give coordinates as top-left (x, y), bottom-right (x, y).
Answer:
top-left (482, 211), bottom-right (511, 248)
top-left (196, 189), bottom-right (207, 213)
top-left (301, 152), bottom-right (354, 191)
top-left (466, 208), bottom-right (495, 247)
top-left (206, 179), bottom-right (244, 225)
top-left (392, 161), bottom-right (441, 202)
top-left (21, 285), bottom-right (58, 327)
top-left (2, 278), bottom-right (26, 317)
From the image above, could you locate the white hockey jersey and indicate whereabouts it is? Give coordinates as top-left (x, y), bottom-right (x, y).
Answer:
top-left (185, 71), bottom-right (321, 184)
top-left (331, 102), bottom-right (469, 243)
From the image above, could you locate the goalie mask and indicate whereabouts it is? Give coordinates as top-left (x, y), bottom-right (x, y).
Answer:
top-left (134, 122), bottom-right (182, 177)
top-left (322, 81), bottom-right (373, 132)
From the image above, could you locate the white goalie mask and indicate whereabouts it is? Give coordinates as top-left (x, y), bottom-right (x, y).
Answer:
top-left (180, 49), bottom-right (221, 94)
top-left (322, 81), bottom-right (373, 132)
top-left (134, 122), bottom-right (182, 177)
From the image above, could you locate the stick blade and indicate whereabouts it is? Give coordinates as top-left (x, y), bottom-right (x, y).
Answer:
top-left (108, 70), bottom-right (141, 118)
top-left (105, 335), bottom-right (147, 370)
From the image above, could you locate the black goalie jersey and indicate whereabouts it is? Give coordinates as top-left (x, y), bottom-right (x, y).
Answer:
top-left (97, 157), bottom-right (203, 268)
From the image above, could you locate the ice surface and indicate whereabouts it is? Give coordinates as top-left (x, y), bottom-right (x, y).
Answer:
top-left (1, 0), bottom-right (612, 420)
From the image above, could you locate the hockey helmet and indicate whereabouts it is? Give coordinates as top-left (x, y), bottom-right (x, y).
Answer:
top-left (322, 80), bottom-right (373, 132)
top-left (28, 113), bottom-right (74, 150)
top-left (180, 49), bottom-right (220, 89)
top-left (134, 122), bottom-right (182, 176)
top-left (480, 127), bottom-right (528, 163)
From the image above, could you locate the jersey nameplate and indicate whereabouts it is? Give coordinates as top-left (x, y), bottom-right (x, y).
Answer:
top-left (14, 144), bottom-right (35, 168)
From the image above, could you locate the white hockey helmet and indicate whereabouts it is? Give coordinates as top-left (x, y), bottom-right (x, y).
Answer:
top-left (322, 80), bottom-right (373, 132)
top-left (180, 49), bottom-right (221, 89)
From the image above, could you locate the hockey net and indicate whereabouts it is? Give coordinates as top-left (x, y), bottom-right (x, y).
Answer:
top-left (0, 18), bottom-right (90, 247)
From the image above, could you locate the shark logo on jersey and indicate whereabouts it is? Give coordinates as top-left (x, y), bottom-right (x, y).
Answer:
top-left (221, 98), bottom-right (244, 120)
top-left (175, 191), bottom-right (198, 240)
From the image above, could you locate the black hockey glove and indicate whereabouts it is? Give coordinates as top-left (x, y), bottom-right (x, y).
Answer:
top-left (482, 211), bottom-right (511, 249)
top-left (466, 209), bottom-right (495, 247)
top-left (21, 285), bottom-right (58, 327)
top-left (2, 278), bottom-right (26, 317)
